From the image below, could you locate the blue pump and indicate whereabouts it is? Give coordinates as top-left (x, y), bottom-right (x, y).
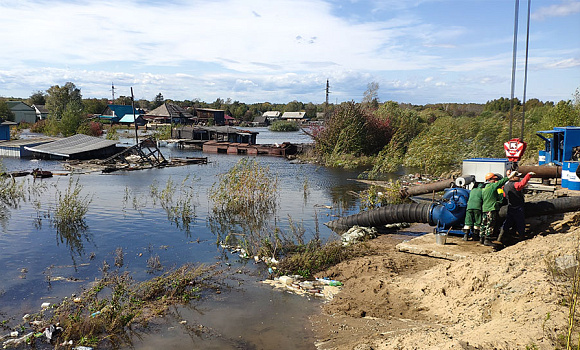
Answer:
top-left (429, 187), bottom-right (470, 235)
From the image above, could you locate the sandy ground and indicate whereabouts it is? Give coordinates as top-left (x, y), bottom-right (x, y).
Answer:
top-left (311, 211), bottom-right (580, 350)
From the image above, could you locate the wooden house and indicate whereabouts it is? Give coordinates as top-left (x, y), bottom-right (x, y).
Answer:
top-left (7, 101), bottom-right (36, 124)
top-left (0, 121), bottom-right (17, 140)
top-left (32, 105), bottom-right (49, 120)
top-left (100, 105), bottom-right (142, 123)
top-left (144, 103), bottom-right (194, 124)
top-left (194, 108), bottom-right (225, 126)
top-left (281, 111), bottom-right (307, 123)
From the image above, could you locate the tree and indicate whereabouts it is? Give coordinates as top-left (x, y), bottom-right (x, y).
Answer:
top-left (59, 100), bottom-right (84, 137)
top-left (28, 90), bottom-right (46, 106)
top-left (152, 93), bottom-right (164, 109)
top-left (46, 82), bottom-right (82, 119)
top-left (362, 81), bottom-right (380, 109)
top-left (83, 98), bottom-right (109, 115)
top-left (0, 98), bottom-right (15, 122)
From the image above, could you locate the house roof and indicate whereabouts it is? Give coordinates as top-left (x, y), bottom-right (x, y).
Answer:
top-left (24, 134), bottom-right (118, 158)
top-left (119, 114), bottom-right (143, 123)
top-left (103, 105), bottom-right (139, 118)
top-left (1, 121), bottom-right (18, 126)
top-left (146, 103), bottom-right (193, 118)
top-left (262, 111), bottom-right (281, 117)
top-left (281, 112), bottom-right (306, 119)
top-left (253, 116), bottom-right (267, 123)
top-left (32, 105), bottom-right (48, 114)
top-left (7, 101), bottom-right (34, 111)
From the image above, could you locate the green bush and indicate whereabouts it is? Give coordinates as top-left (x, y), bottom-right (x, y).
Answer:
top-left (269, 120), bottom-right (299, 132)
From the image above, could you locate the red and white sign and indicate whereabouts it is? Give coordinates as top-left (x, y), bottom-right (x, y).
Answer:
top-left (504, 138), bottom-right (527, 162)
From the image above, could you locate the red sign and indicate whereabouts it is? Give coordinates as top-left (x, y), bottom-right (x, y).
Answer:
top-left (504, 138), bottom-right (527, 162)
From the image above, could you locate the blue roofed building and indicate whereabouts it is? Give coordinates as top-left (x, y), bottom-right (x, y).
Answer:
top-left (99, 105), bottom-right (143, 123)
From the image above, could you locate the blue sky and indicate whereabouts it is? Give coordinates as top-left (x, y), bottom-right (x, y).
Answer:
top-left (0, 0), bottom-right (578, 105)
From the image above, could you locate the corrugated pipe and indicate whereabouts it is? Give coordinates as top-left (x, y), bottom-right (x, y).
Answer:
top-left (327, 195), bottom-right (580, 232)
top-left (325, 203), bottom-right (432, 232)
top-left (499, 195), bottom-right (580, 218)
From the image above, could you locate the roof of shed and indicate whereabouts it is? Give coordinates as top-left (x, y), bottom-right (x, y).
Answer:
top-left (24, 134), bottom-right (118, 157)
top-left (281, 112), bottom-right (306, 119)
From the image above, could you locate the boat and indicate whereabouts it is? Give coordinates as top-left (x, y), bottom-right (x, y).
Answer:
top-left (32, 168), bottom-right (53, 178)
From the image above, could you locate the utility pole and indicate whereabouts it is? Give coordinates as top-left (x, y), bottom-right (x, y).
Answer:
top-left (131, 87), bottom-right (138, 145)
top-left (111, 83), bottom-right (116, 103)
top-left (325, 79), bottom-right (330, 119)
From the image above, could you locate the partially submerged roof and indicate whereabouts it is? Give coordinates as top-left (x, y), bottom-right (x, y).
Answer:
top-left (24, 134), bottom-right (119, 158)
top-left (119, 114), bottom-right (143, 123)
top-left (281, 112), bottom-right (306, 119)
top-left (263, 111), bottom-right (281, 117)
top-left (146, 103), bottom-right (193, 118)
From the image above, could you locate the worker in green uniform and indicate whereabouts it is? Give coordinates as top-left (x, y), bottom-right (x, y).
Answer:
top-left (480, 171), bottom-right (513, 246)
top-left (463, 182), bottom-right (484, 241)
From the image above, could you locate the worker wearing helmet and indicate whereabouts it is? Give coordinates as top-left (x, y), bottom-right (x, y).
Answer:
top-left (497, 170), bottom-right (535, 246)
top-left (480, 172), bottom-right (512, 246)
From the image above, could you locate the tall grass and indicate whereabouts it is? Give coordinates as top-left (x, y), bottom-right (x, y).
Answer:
top-left (208, 158), bottom-right (278, 256)
top-left (149, 175), bottom-right (198, 234)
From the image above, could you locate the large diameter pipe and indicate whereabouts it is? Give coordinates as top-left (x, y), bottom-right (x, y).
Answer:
top-left (399, 179), bottom-right (455, 198)
top-left (499, 195), bottom-right (580, 218)
top-left (327, 196), bottom-right (580, 232)
top-left (325, 203), bottom-right (432, 232)
top-left (518, 165), bottom-right (561, 178)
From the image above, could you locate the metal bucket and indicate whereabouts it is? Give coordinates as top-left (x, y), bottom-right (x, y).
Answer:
top-left (435, 233), bottom-right (447, 245)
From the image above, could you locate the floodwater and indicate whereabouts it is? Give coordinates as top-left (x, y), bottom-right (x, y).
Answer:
top-left (0, 127), bottom-right (372, 349)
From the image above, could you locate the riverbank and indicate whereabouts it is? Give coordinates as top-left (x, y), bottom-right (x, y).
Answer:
top-left (311, 213), bottom-right (580, 349)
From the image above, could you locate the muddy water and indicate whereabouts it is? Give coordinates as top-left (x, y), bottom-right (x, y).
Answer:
top-left (0, 128), bottom-right (367, 349)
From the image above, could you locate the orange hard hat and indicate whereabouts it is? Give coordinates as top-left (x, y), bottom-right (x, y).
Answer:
top-left (485, 172), bottom-right (496, 181)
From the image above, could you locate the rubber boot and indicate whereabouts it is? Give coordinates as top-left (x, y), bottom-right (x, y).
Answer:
top-left (462, 228), bottom-right (469, 241)
top-left (479, 234), bottom-right (485, 244)
top-left (497, 228), bottom-right (506, 245)
top-left (483, 237), bottom-right (494, 246)
top-left (473, 229), bottom-right (480, 242)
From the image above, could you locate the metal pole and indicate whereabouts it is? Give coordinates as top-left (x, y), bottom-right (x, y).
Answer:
top-left (520, 0), bottom-right (531, 141)
top-left (509, 0), bottom-right (520, 140)
top-left (131, 87), bottom-right (138, 145)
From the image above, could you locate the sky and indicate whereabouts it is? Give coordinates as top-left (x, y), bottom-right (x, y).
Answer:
top-left (0, 0), bottom-right (579, 105)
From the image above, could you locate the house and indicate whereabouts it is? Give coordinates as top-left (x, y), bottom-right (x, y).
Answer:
top-left (172, 126), bottom-right (258, 144)
top-left (252, 115), bottom-right (269, 127)
top-left (224, 115), bottom-right (237, 126)
top-left (0, 121), bottom-right (17, 140)
top-left (0, 136), bottom-right (58, 157)
top-left (100, 105), bottom-right (143, 123)
top-left (7, 101), bottom-right (36, 124)
top-left (144, 103), bottom-right (194, 124)
top-left (281, 112), bottom-right (307, 123)
top-left (118, 113), bottom-right (146, 126)
top-left (24, 134), bottom-right (123, 160)
top-left (262, 111), bottom-right (281, 120)
top-left (194, 108), bottom-right (225, 126)
top-left (32, 105), bottom-right (49, 120)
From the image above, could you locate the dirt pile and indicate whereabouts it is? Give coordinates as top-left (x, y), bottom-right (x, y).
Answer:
top-left (312, 214), bottom-right (580, 349)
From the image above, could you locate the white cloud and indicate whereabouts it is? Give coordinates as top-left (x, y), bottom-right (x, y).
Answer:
top-left (532, 0), bottom-right (580, 20)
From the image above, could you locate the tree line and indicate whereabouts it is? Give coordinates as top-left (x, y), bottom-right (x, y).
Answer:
top-left (312, 88), bottom-right (580, 177)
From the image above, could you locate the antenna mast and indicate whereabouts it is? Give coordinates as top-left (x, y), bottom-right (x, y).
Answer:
top-left (111, 83), bottom-right (116, 103)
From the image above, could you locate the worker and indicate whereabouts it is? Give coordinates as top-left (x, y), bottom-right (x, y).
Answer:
top-left (497, 170), bottom-right (535, 246)
top-left (462, 182), bottom-right (484, 241)
top-left (480, 172), bottom-right (513, 246)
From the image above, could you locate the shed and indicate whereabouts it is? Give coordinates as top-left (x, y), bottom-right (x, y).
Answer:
top-left (144, 103), bottom-right (194, 124)
top-left (252, 115), bottom-right (269, 127)
top-left (172, 126), bottom-right (258, 144)
top-left (24, 134), bottom-right (123, 160)
top-left (0, 121), bottom-right (17, 140)
top-left (32, 105), bottom-right (49, 120)
top-left (7, 101), bottom-right (36, 124)
top-left (194, 108), bottom-right (225, 126)
top-left (0, 136), bottom-right (59, 157)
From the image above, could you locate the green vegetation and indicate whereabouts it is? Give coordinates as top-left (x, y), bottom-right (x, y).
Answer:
top-left (42, 263), bottom-right (221, 348)
top-left (208, 158), bottom-right (278, 255)
top-left (269, 120), bottom-right (299, 132)
top-left (149, 176), bottom-right (198, 234)
top-left (314, 95), bottom-right (579, 177)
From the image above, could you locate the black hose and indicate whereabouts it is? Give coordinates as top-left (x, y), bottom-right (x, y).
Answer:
top-left (499, 195), bottom-right (580, 218)
top-left (325, 203), bottom-right (432, 232)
